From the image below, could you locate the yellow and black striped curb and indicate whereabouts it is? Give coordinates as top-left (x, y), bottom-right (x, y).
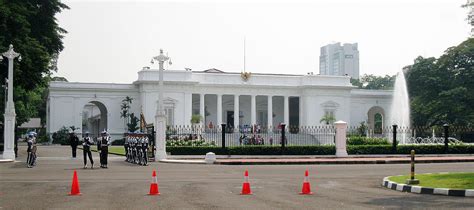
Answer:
top-left (382, 176), bottom-right (474, 197)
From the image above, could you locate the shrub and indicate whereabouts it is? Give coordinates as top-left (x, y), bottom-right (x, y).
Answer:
top-left (347, 136), bottom-right (389, 145)
top-left (52, 126), bottom-right (70, 145)
top-left (167, 145), bottom-right (335, 155)
top-left (166, 144), bottom-right (474, 155)
top-left (112, 138), bottom-right (125, 145)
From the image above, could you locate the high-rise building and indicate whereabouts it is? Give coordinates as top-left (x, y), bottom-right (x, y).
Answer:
top-left (319, 42), bottom-right (359, 79)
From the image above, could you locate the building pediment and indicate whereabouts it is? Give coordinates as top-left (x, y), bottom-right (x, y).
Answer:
top-left (321, 101), bottom-right (340, 109)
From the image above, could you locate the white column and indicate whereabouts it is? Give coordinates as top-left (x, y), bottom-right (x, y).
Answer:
top-left (184, 93), bottom-right (192, 125)
top-left (299, 96), bottom-right (304, 126)
top-left (335, 120), bottom-right (348, 157)
top-left (217, 94), bottom-right (222, 125)
top-left (284, 95), bottom-right (289, 127)
top-left (155, 114), bottom-right (167, 160)
top-left (200, 94), bottom-right (205, 126)
top-left (267, 95), bottom-right (273, 128)
top-left (234, 95), bottom-right (239, 130)
top-left (251, 95), bottom-right (256, 125)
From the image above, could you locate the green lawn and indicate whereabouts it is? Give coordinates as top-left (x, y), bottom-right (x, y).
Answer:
top-left (81, 146), bottom-right (126, 156)
top-left (388, 172), bottom-right (474, 189)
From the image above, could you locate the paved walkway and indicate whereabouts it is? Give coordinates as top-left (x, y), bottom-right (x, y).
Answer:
top-left (163, 154), bottom-right (474, 165)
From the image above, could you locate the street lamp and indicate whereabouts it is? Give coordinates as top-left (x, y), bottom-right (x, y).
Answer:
top-left (1, 44), bottom-right (21, 160)
top-left (150, 49), bottom-right (172, 161)
top-left (2, 79), bottom-right (7, 112)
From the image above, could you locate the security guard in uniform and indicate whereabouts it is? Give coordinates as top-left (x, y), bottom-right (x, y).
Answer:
top-left (99, 131), bottom-right (111, 168)
top-left (142, 135), bottom-right (149, 166)
top-left (82, 132), bottom-right (94, 169)
top-left (124, 134), bottom-right (129, 162)
top-left (26, 133), bottom-right (36, 168)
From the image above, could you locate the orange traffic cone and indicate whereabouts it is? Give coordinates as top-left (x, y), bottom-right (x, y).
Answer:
top-left (69, 170), bottom-right (81, 196)
top-left (241, 170), bottom-right (252, 195)
top-left (149, 170), bottom-right (160, 195)
top-left (300, 170), bottom-right (313, 195)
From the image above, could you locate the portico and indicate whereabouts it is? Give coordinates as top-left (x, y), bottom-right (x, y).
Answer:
top-left (192, 93), bottom-right (297, 129)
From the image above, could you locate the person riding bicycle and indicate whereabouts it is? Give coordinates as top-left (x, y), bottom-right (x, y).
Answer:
top-left (26, 133), bottom-right (37, 168)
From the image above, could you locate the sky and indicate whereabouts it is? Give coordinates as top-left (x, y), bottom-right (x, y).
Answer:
top-left (55, 0), bottom-right (471, 83)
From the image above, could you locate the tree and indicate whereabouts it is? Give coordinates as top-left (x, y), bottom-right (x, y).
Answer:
top-left (120, 96), bottom-right (139, 132)
top-left (320, 114), bottom-right (336, 125)
top-left (406, 38), bottom-right (474, 126)
top-left (190, 114), bottom-right (203, 124)
top-left (0, 1), bottom-right (69, 127)
top-left (462, 0), bottom-right (474, 36)
top-left (350, 74), bottom-right (396, 90)
top-left (127, 113), bottom-right (139, 133)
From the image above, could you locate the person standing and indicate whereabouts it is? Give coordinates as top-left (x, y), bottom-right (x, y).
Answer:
top-left (99, 131), bottom-right (111, 168)
top-left (82, 132), bottom-right (94, 169)
top-left (69, 132), bottom-right (79, 158)
top-left (26, 133), bottom-right (36, 168)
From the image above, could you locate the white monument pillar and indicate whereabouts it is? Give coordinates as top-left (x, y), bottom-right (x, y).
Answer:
top-left (251, 95), bottom-right (256, 125)
top-left (284, 95), bottom-right (289, 127)
top-left (217, 94), bottom-right (222, 125)
top-left (184, 92), bottom-right (192, 125)
top-left (151, 49), bottom-right (170, 161)
top-left (200, 93), bottom-right (205, 126)
top-left (267, 95), bottom-right (273, 128)
top-left (334, 120), bottom-right (349, 157)
top-left (2, 45), bottom-right (20, 160)
top-left (299, 96), bottom-right (304, 126)
top-left (234, 95), bottom-right (239, 131)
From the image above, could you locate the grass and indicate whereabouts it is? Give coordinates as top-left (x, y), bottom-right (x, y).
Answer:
top-left (388, 172), bottom-right (474, 189)
top-left (80, 146), bottom-right (126, 156)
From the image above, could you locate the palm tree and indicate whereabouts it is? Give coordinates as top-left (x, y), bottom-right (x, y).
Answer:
top-left (320, 114), bottom-right (336, 125)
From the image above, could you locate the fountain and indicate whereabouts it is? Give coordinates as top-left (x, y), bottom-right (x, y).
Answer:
top-left (389, 70), bottom-right (411, 144)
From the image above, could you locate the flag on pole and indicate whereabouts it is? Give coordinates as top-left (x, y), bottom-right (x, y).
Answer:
top-left (140, 111), bottom-right (147, 132)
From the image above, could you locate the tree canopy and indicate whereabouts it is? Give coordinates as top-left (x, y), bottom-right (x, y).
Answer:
top-left (0, 0), bottom-right (68, 126)
top-left (406, 38), bottom-right (474, 126)
top-left (351, 74), bottom-right (396, 90)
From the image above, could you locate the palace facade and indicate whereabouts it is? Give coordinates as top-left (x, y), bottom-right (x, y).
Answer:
top-left (47, 68), bottom-right (392, 140)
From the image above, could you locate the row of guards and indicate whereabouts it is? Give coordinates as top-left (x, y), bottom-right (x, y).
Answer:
top-left (124, 124), bottom-right (156, 164)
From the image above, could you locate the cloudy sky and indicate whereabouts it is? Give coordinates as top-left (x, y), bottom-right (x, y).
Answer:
top-left (55, 0), bottom-right (470, 83)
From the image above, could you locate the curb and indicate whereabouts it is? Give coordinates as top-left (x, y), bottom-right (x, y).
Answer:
top-left (159, 159), bottom-right (208, 164)
top-left (382, 176), bottom-right (474, 197)
top-left (0, 159), bottom-right (14, 163)
top-left (215, 158), bottom-right (474, 165)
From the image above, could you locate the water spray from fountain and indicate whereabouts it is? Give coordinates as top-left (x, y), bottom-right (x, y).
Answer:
top-left (389, 69), bottom-right (411, 144)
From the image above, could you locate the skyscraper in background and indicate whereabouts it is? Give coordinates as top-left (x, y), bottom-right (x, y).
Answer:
top-left (319, 42), bottom-right (359, 79)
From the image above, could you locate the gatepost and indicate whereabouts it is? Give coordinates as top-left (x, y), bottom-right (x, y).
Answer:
top-left (155, 114), bottom-right (167, 161)
top-left (334, 121), bottom-right (348, 157)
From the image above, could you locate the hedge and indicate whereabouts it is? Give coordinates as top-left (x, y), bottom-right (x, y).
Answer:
top-left (167, 145), bottom-right (335, 155)
top-left (167, 144), bottom-right (474, 155)
top-left (347, 136), bottom-right (389, 145)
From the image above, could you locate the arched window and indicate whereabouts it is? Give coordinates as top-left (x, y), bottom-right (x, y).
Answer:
top-left (374, 113), bottom-right (383, 134)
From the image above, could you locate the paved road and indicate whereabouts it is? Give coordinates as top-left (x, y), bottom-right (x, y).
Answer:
top-left (1, 146), bottom-right (473, 209)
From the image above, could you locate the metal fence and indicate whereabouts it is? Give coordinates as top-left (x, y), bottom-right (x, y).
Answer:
top-left (346, 125), bottom-right (474, 144)
top-left (166, 125), bottom-right (335, 147)
top-left (166, 124), bottom-right (474, 147)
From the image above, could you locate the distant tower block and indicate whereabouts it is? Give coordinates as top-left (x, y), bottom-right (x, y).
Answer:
top-left (319, 42), bottom-right (359, 79)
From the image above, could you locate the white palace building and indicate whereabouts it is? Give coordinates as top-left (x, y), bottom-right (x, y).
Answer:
top-left (47, 68), bottom-right (392, 140)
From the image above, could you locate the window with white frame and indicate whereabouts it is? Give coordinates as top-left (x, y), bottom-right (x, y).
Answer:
top-left (165, 107), bottom-right (174, 126)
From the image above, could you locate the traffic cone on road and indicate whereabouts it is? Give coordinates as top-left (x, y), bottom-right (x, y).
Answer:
top-left (240, 170), bottom-right (252, 195)
top-left (300, 170), bottom-right (313, 195)
top-left (69, 170), bottom-right (81, 196)
top-left (149, 170), bottom-right (160, 195)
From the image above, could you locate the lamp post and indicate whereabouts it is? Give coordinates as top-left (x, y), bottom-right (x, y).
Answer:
top-left (150, 49), bottom-right (171, 160)
top-left (1, 44), bottom-right (21, 160)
